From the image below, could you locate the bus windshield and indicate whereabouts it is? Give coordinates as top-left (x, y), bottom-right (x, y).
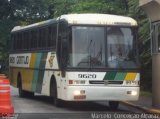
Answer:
top-left (68, 26), bottom-right (139, 69)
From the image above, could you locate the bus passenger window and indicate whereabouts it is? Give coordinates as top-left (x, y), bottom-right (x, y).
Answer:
top-left (42, 28), bottom-right (47, 48)
top-left (31, 31), bottom-right (35, 49)
top-left (52, 25), bottom-right (57, 50)
top-left (48, 25), bottom-right (57, 50)
top-left (14, 35), bottom-right (17, 50)
top-left (34, 30), bottom-right (38, 49)
top-left (17, 33), bottom-right (21, 50)
top-left (24, 32), bottom-right (28, 50)
top-left (39, 29), bottom-right (43, 48)
top-left (48, 27), bottom-right (52, 48)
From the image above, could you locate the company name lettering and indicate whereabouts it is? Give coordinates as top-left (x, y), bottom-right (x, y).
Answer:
top-left (9, 56), bottom-right (29, 65)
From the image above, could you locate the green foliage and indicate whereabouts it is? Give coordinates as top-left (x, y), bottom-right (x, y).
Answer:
top-left (70, 0), bottom-right (107, 13)
top-left (9, 0), bottom-right (53, 23)
top-left (128, 0), bottom-right (151, 91)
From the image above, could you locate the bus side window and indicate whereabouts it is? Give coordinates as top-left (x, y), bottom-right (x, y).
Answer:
top-left (19, 33), bottom-right (23, 50)
top-left (29, 31), bottom-right (32, 50)
top-left (31, 30), bottom-right (35, 49)
top-left (39, 28), bottom-right (46, 49)
top-left (24, 31), bottom-right (29, 50)
top-left (16, 33), bottom-right (21, 50)
top-left (26, 32), bottom-right (30, 50)
top-left (53, 24), bottom-right (57, 50)
top-left (33, 30), bottom-right (38, 49)
top-left (43, 28), bottom-right (47, 48)
top-left (35, 30), bottom-right (38, 49)
top-left (39, 29), bottom-right (42, 48)
top-left (48, 26), bottom-right (52, 48)
top-left (48, 24), bottom-right (57, 50)
top-left (21, 33), bottom-right (23, 50)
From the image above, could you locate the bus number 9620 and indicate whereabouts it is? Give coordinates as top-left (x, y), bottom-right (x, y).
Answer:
top-left (78, 74), bottom-right (97, 79)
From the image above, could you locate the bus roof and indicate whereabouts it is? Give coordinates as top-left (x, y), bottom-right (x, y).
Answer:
top-left (60, 14), bottom-right (137, 26)
top-left (12, 13), bottom-right (137, 32)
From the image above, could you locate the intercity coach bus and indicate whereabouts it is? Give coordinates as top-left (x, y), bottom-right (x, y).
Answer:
top-left (9, 14), bottom-right (140, 109)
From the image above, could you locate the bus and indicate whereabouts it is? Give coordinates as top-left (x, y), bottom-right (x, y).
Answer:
top-left (9, 14), bottom-right (140, 109)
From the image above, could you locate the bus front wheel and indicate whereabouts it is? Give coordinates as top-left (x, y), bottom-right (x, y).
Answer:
top-left (51, 80), bottom-right (63, 107)
top-left (109, 101), bottom-right (119, 110)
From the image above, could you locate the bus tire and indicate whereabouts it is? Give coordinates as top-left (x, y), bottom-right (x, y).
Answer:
top-left (17, 75), bottom-right (26, 97)
top-left (109, 101), bottom-right (119, 110)
top-left (51, 79), bottom-right (63, 107)
top-left (25, 91), bottom-right (34, 98)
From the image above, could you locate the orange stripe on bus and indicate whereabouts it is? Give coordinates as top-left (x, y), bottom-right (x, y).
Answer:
top-left (29, 53), bottom-right (36, 68)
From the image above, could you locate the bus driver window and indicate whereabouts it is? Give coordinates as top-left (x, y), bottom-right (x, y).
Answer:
top-left (107, 27), bottom-right (135, 68)
top-left (107, 27), bottom-right (125, 68)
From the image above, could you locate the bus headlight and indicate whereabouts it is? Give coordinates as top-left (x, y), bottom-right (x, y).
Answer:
top-left (74, 90), bottom-right (85, 95)
top-left (127, 91), bottom-right (138, 96)
top-left (74, 90), bottom-right (81, 95)
top-left (131, 91), bottom-right (137, 96)
top-left (73, 90), bottom-right (86, 100)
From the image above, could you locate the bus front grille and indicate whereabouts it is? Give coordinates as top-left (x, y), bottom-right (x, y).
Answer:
top-left (89, 80), bottom-right (123, 85)
top-left (89, 81), bottom-right (104, 84)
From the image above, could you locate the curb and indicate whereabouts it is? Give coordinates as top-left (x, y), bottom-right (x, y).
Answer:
top-left (121, 101), bottom-right (160, 114)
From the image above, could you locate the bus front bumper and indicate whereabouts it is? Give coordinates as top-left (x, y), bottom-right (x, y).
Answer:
top-left (62, 86), bottom-right (140, 101)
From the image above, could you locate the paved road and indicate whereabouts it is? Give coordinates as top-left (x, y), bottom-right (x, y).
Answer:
top-left (10, 86), bottom-right (144, 119)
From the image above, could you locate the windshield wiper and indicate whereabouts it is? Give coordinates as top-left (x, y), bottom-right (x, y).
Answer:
top-left (87, 39), bottom-right (93, 69)
top-left (91, 43), bottom-right (103, 66)
top-left (110, 44), bottom-right (113, 61)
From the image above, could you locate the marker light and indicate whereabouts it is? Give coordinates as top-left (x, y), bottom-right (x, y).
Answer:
top-left (68, 80), bottom-right (86, 85)
top-left (69, 80), bottom-right (73, 84)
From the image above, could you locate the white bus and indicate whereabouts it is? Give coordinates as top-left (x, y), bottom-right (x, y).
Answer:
top-left (9, 14), bottom-right (140, 109)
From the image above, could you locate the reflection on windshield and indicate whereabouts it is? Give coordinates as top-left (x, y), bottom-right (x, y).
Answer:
top-left (68, 26), bottom-right (138, 69)
top-left (68, 26), bottom-right (105, 68)
top-left (107, 27), bottom-right (137, 68)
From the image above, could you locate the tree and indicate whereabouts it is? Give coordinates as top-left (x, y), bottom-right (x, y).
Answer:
top-left (128, 0), bottom-right (151, 91)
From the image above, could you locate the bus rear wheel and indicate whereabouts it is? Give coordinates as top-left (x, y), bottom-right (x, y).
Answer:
top-left (109, 101), bottom-right (119, 110)
top-left (18, 76), bottom-right (34, 97)
top-left (18, 77), bottom-right (26, 97)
